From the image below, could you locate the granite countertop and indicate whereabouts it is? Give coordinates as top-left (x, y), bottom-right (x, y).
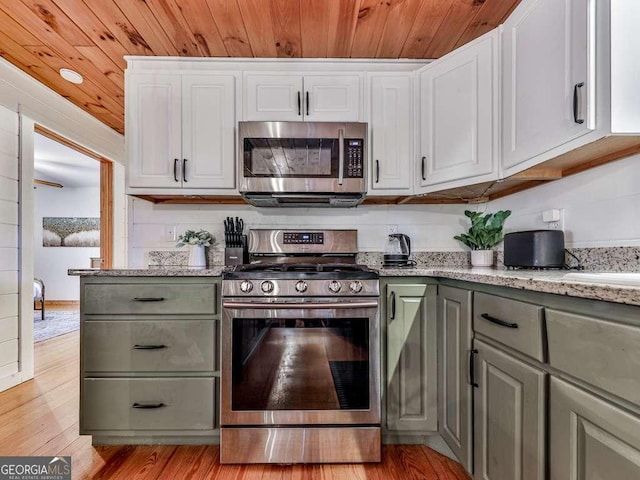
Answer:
top-left (68, 266), bottom-right (228, 277)
top-left (378, 266), bottom-right (640, 307)
top-left (69, 265), bottom-right (640, 307)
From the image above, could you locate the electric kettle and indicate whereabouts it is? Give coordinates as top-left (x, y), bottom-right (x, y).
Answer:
top-left (383, 233), bottom-right (412, 267)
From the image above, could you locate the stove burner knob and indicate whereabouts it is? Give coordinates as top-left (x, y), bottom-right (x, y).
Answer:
top-left (260, 280), bottom-right (275, 294)
top-left (239, 280), bottom-right (253, 293)
top-left (349, 280), bottom-right (363, 293)
top-left (328, 280), bottom-right (342, 293)
top-left (295, 280), bottom-right (308, 293)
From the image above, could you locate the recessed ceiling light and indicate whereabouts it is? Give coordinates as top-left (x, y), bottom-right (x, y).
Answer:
top-left (59, 68), bottom-right (83, 84)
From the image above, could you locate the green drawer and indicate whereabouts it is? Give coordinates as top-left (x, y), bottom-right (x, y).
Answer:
top-left (83, 283), bottom-right (216, 315)
top-left (82, 378), bottom-right (215, 431)
top-left (83, 320), bottom-right (216, 373)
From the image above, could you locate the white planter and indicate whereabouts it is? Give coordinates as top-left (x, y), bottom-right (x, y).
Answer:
top-left (471, 249), bottom-right (494, 267)
top-left (188, 244), bottom-right (207, 268)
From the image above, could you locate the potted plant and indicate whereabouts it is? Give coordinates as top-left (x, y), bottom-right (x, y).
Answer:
top-left (177, 229), bottom-right (214, 268)
top-left (454, 210), bottom-right (511, 267)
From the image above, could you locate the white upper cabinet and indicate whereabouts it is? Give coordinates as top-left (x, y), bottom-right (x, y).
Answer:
top-left (417, 30), bottom-right (499, 192)
top-left (127, 73), bottom-right (183, 189)
top-left (501, 0), bottom-right (593, 174)
top-left (181, 75), bottom-right (236, 189)
top-left (243, 73), bottom-right (362, 122)
top-left (368, 74), bottom-right (413, 194)
top-left (127, 73), bottom-right (236, 192)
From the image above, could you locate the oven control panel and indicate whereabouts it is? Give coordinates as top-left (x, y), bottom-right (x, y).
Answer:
top-left (283, 232), bottom-right (324, 244)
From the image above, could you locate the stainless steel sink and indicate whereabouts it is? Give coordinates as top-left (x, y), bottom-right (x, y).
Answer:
top-left (562, 272), bottom-right (640, 286)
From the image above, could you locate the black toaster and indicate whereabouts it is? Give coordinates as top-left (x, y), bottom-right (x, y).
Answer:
top-left (503, 230), bottom-right (565, 268)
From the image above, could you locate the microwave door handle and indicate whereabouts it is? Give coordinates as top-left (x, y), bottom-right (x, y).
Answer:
top-left (338, 128), bottom-right (344, 185)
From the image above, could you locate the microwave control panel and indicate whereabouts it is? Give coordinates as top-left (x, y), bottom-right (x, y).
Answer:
top-left (283, 232), bottom-right (324, 244)
top-left (345, 139), bottom-right (364, 178)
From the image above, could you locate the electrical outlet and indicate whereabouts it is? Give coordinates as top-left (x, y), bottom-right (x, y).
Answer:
top-left (542, 209), bottom-right (564, 231)
top-left (386, 225), bottom-right (398, 234)
top-left (164, 225), bottom-right (177, 242)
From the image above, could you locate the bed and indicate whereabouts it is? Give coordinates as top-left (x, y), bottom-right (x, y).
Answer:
top-left (34, 278), bottom-right (45, 320)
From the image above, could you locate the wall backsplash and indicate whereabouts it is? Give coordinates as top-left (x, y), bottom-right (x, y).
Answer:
top-left (129, 198), bottom-right (471, 267)
top-left (133, 153), bottom-right (640, 270)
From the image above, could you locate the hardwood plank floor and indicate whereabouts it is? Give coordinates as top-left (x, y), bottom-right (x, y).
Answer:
top-left (0, 331), bottom-right (470, 479)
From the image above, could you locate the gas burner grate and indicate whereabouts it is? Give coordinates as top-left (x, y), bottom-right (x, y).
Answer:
top-left (232, 263), bottom-right (374, 274)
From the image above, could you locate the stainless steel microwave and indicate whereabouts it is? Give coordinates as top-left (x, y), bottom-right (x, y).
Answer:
top-left (238, 121), bottom-right (367, 207)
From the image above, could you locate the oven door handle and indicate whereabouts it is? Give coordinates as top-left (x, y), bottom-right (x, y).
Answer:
top-left (222, 301), bottom-right (379, 309)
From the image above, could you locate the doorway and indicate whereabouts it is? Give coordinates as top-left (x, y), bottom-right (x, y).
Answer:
top-left (32, 126), bottom-right (113, 342)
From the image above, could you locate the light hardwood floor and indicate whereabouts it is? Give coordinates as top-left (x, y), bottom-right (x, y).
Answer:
top-left (0, 331), bottom-right (470, 479)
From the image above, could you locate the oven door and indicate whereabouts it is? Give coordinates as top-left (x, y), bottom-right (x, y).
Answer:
top-left (221, 297), bottom-right (380, 426)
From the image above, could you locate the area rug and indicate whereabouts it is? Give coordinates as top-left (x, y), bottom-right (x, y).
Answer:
top-left (329, 360), bottom-right (370, 410)
top-left (33, 310), bottom-right (80, 342)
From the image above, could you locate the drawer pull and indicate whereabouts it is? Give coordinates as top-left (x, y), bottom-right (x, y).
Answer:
top-left (481, 313), bottom-right (518, 329)
top-left (133, 344), bottom-right (167, 350)
top-left (132, 402), bottom-right (166, 409)
top-left (132, 297), bottom-right (166, 302)
top-left (469, 349), bottom-right (479, 388)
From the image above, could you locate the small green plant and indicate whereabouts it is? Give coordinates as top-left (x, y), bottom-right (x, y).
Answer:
top-left (454, 210), bottom-right (511, 250)
top-left (176, 229), bottom-right (214, 247)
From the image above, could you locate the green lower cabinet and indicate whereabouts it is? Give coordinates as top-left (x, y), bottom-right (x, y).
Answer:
top-left (473, 339), bottom-right (546, 480)
top-left (383, 280), bottom-right (438, 433)
top-left (550, 376), bottom-right (640, 480)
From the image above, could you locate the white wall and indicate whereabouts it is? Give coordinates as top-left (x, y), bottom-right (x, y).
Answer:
top-left (0, 105), bottom-right (19, 390)
top-left (129, 199), bottom-right (470, 267)
top-left (489, 153), bottom-right (640, 247)
top-left (34, 187), bottom-right (100, 301)
top-left (0, 56), bottom-right (125, 392)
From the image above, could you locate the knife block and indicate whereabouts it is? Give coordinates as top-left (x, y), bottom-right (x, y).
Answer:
top-left (225, 247), bottom-right (247, 266)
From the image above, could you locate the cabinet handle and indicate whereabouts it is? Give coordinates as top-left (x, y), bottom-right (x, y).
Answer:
top-left (132, 402), bottom-right (166, 409)
top-left (182, 158), bottom-right (188, 183)
top-left (573, 82), bottom-right (585, 124)
top-left (375, 160), bottom-right (380, 184)
top-left (297, 91), bottom-right (301, 116)
top-left (481, 313), bottom-right (518, 329)
top-left (306, 91), bottom-right (309, 116)
top-left (421, 157), bottom-right (426, 181)
top-left (132, 297), bottom-right (165, 302)
top-left (133, 344), bottom-right (167, 350)
top-left (174, 158), bottom-right (179, 182)
top-left (390, 291), bottom-right (396, 320)
top-left (338, 128), bottom-right (344, 186)
top-left (469, 349), bottom-right (479, 387)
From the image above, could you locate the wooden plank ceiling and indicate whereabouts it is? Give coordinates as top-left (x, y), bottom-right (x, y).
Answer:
top-left (0, 0), bottom-right (520, 134)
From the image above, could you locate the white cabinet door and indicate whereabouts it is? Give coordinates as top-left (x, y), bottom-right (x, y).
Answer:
top-left (550, 377), bottom-right (640, 480)
top-left (244, 73), bottom-right (361, 122)
top-left (502, 0), bottom-right (592, 175)
top-left (181, 75), bottom-right (236, 189)
top-left (127, 73), bottom-right (182, 188)
top-left (304, 75), bottom-right (361, 122)
top-left (244, 74), bottom-right (304, 121)
top-left (369, 74), bottom-right (412, 193)
top-left (418, 31), bottom-right (498, 191)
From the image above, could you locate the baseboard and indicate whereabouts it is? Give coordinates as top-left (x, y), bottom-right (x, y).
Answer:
top-left (44, 300), bottom-right (79, 309)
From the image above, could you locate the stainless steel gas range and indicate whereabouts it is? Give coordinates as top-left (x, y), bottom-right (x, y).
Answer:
top-left (220, 229), bottom-right (380, 464)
